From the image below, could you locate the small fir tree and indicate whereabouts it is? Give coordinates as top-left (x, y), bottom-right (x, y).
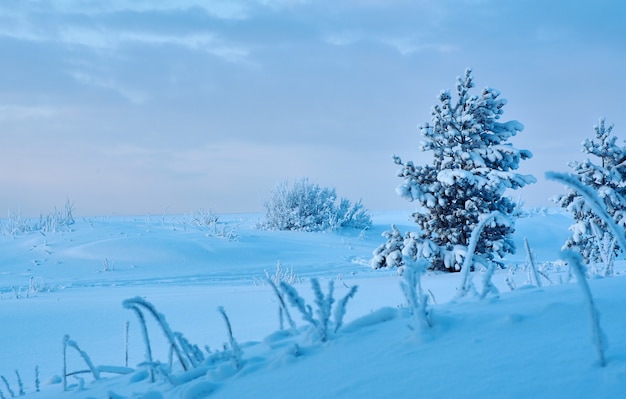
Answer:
top-left (554, 118), bottom-right (626, 274)
top-left (372, 69), bottom-right (535, 271)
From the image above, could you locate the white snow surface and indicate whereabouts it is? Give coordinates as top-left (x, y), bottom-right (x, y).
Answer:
top-left (1, 209), bottom-right (626, 398)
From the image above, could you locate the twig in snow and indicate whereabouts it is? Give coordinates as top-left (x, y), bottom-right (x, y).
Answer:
top-left (562, 250), bottom-right (607, 367)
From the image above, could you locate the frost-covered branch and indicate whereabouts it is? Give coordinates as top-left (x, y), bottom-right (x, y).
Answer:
top-left (401, 259), bottom-right (431, 331)
top-left (280, 278), bottom-right (358, 342)
top-left (218, 307), bottom-right (243, 371)
top-left (312, 279), bottom-right (334, 341)
top-left (547, 171), bottom-right (626, 255)
top-left (123, 297), bottom-right (192, 372)
top-left (125, 304), bottom-right (154, 381)
top-left (1, 376), bottom-right (15, 398)
top-left (334, 285), bottom-right (358, 333)
top-left (561, 251), bottom-right (607, 367)
top-left (524, 238), bottom-right (542, 287)
top-left (266, 278), bottom-right (297, 331)
top-left (457, 211), bottom-right (502, 297)
top-left (280, 281), bottom-right (316, 328)
top-left (63, 335), bottom-right (100, 391)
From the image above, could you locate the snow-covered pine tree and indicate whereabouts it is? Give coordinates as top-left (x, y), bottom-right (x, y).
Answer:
top-left (554, 118), bottom-right (626, 274)
top-left (374, 69), bottom-right (535, 272)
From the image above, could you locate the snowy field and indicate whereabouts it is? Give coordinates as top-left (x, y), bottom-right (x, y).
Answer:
top-left (1, 209), bottom-right (626, 398)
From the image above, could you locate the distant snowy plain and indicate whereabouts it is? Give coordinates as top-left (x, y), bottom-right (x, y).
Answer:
top-left (1, 209), bottom-right (626, 398)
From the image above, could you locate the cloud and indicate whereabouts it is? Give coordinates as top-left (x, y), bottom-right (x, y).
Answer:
top-left (0, 105), bottom-right (57, 121)
top-left (323, 30), bottom-right (456, 56)
top-left (0, 3), bottom-right (252, 64)
top-left (0, 0), bottom-right (625, 215)
top-left (68, 71), bottom-right (148, 104)
top-left (376, 36), bottom-right (457, 56)
top-left (116, 31), bottom-right (251, 63)
top-left (14, 1), bottom-right (251, 20)
top-left (59, 27), bottom-right (251, 65)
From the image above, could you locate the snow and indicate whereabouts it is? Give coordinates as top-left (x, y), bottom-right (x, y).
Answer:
top-left (1, 209), bottom-right (626, 398)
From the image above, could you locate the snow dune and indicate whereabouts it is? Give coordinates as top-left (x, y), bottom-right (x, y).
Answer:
top-left (1, 210), bottom-right (625, 398)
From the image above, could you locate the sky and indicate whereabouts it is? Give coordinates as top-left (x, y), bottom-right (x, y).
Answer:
top-left (0, 0), bottom-right (625, 216)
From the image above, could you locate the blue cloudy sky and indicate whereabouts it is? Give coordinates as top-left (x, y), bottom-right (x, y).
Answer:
top-left (1, 0), bottom-right (625, 216)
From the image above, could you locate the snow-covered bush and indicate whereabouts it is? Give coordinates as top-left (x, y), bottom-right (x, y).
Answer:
top-left (254, 261), bottom-right (301, 286)
top-left (375, 69), bottom-right (535, 271)
top-left (553, 118), bottom-right (626, 275)
top-left (187, 208), bottom-right (219, 228)
top-left (0, 200), bottom-right (75, 236)
top-left (258, 178), bottom-right (371, 232)
top-left (177, 209), bottom-right (240, 240)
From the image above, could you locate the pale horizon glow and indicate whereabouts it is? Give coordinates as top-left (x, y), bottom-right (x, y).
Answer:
top-left (1, 1), bottom-right (625, 216)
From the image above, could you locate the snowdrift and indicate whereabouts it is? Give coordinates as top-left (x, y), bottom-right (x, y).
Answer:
top-left (0, 209), bottom-right (625, 398)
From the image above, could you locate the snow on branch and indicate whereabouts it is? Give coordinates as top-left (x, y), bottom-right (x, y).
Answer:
top-left (384, 70), bottom-right (535, 271)
top-left (546, 171), bottom-right (626, 254)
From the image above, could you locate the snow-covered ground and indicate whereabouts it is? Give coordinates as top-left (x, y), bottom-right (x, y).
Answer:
top-left (1, 209), bottom-right (625, 398)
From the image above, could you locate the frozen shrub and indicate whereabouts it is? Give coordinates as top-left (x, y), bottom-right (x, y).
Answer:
top-left (0, 199), bottom-right (75, 236)
top-left (254, 261), bottom-right (301, 287)
top-left (400, 259), bottom-right (431, 332)
top-left (279, 278), bottom-right (358, 342)
top-left (258, 178), bottom-right (371, 232)
top-left (188, 208), bottom-right (219, 228)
